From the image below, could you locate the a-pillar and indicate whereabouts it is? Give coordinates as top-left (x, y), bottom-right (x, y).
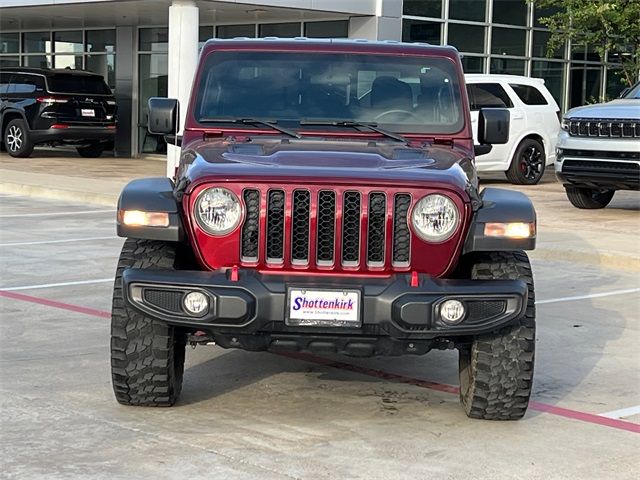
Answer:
top-left (166, 0), bottom-right (199, 177)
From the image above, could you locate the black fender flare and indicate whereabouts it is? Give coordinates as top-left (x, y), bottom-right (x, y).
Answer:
top-left (117, 177), bottom-right (184, 242)
top-left (463, 187), bottom-right (536, 253)
top-left (1, 109), bottom-right (29, 135)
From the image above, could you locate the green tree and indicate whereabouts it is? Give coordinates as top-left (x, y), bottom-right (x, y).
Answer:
top-left (529, 0), bottom-right (640, 87)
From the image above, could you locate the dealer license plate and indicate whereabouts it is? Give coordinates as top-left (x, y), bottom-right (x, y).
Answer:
top-left (287, 288), bottom-right (361, 327)
top-left (81, 109), bottom-right (95, 117)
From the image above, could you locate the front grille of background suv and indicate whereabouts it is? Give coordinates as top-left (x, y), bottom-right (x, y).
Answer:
top-left (240, 188), bottom-right (412, 270)
top-left (568, 118), bottom-right (640, 138)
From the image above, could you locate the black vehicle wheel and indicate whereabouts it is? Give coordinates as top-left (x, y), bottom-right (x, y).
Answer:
top-left (506, 139), bottom-right (545, 185)
top-left (565, 186), bottom-right (615, 209)
top-left (77, 143), bottom-right (105, 158)
top-left (4, 119), bottom-right (34, 158)
top-left (111, 238), bottom-right (186, 406)
top-left (458, 251), bottom-right (536, 420)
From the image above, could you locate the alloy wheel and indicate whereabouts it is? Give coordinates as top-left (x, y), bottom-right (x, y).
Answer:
top-left (6, 125), bottom-right (23, 152)
top-left (519, 146), bottom-right (543, 181)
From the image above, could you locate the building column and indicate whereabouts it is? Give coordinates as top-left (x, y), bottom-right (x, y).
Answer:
top-left (114, 26), bottom-right (134, 157)
top-left (166, 0), bottom-right (199, 177)
top-left (349, 0), bottom-right (402, 41)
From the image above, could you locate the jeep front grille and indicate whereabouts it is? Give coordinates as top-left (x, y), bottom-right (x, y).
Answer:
top-left (568, 118), bottom-right (640, 138)
top-left (240, 188), bottom-right (413, 270)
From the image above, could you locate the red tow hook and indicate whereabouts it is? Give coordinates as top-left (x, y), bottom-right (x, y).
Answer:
top-left (410, 271), bottom-right (419, 288)
top-left (229, 265), bottom-right (239, 282)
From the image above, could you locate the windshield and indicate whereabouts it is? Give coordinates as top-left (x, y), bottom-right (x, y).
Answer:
top-left (194, 51), bottom-right (464, 134)
top-left (48, 74), bottom-right (111, 95)
top-left (622, 82), bottom-right (640, 99)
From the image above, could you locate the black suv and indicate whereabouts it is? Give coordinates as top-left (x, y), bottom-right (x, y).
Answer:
top-left (0, 68), bottom-right (117, 158)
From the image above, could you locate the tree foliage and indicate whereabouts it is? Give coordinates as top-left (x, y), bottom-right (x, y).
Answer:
top-left (529, 0), bottom-right (640, 87)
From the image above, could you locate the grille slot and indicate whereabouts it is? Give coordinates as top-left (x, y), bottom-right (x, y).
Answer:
top-left (266, 190), bottom-right (285, 263)
top-left (143, 289), bottom-right (184, 313)
top-left (291, 190), bottom-right (311, 264)
top-left (466, 300), bottom-right (507, 324)
top-left (316, 191), bottom-right (336, 265)
top-left (241, 189), bottom-right (260, 261)
top-left (392, 194), bottom-right (411, 266)
top-left (341, 191), bottom-right (361, 266)
top-left (367, 192), bottom-right (386, 266)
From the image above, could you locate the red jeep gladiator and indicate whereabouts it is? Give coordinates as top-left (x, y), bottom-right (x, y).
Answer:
top-left (112, 38), bottom-right (537, 420)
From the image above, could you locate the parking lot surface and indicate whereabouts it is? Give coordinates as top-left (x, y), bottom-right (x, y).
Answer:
top-left (1, 193), bottom-right (639, 480)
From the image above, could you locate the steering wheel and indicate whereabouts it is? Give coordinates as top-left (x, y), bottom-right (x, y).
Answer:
top-left (374, 109), bottom-right (422, 123)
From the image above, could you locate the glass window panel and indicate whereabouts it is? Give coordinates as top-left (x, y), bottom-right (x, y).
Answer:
top-left (402, 19), bottom-right (441, 44)
top-left (532, 30), bottom-right (563, 59)
top-left (605, 68), bottom-right (626, 100)
top-left (0, 72), bottom-right (11, 94)
top-left (53, 54), bottom-right (83, 69)
top-left (461, 56), bottom-right (485, 73)
top-left (403, 0), bottom-right (442, 18)
top-left (259, 23), bottom-right (301, 38)
top-left (54, 30), bottom-right (83, 53)
top-left (448, 23), bottom-right (484, 54)
top-left (86, 30), bottom-right (116, 53)
top-left (216, 24), bottom-right (255, 39)
top-left (510, 84), bottom-right (548, 105)
top-left (86, 54), bottom-right (116, 90)
top-left (531, 61), bottom-right (563, 106)
top-left (23, 55), bottom-right (52, 68)
top-left (304, 20), bottom-right (349, 38)
top-left (490, 57), bottom-right (525, 75)
top-left (199, 26), bottom-right (213, 50)
top-left (0, 56), bottom-right (20, 68)
top-left (571, 43), bottom-right (600, 62)
top-left (23, 32), bottom-right (51, 53)
top-left (449, 0), bottom-right (486, 22)
top-left (467, 83), bottom-right (514, 110)
top-left (138, 53), bottom-right (168, 153)
top-left (491, 27), bottom-right (527, 56)
top-left (139, 28), bottom-right (168, 52)
top-left (8, 74), bottom-right (46, 94)
top-left (0, 33), bottom-right (19, 54)
top-left (492, 0), bottom-right (527, 26)
top-left (534, 6), bottom-right (560, 28)
top-left (569, 64), bottom-right (602, 107)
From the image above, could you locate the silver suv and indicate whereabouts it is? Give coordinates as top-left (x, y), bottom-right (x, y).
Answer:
top-left (556, 82), bottom-right (640, 208)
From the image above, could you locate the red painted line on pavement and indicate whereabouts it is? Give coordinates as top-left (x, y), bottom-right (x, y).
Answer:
top-left (2, 290), bottom-right (639, 434)
top-left (0, 290), bottom-right (111, 319)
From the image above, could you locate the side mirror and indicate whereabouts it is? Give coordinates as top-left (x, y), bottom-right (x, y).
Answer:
top-left (478, 108), bottom-right (510, 145)
top-left (148, 97), bottom-right (179, 135)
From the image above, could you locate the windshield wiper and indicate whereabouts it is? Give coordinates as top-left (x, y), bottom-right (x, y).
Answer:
top-left (199, 117), bottom-right (301, 139)
top-left (300, 120), bottom-right (408, 144)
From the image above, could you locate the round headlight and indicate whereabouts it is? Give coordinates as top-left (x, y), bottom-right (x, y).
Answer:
top-left (411, 194), bottom-right (460, 243)
top-left (195, 187), bottom-right (242, 235)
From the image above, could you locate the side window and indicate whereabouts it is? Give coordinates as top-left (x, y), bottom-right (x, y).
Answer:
top-left (0, 72), bottom-right (11, 94)
top-left (509, 83), bottom-right (548, 105)
top-left (8, 74), bottom-right (45, 94)
top-left (467, 83), bottom-right (514, 110)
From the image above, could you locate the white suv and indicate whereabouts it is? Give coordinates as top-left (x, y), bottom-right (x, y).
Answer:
top-left (556, 81), bottom-right (640, 208)
top-left (465, 74), bottom-right (561, 185)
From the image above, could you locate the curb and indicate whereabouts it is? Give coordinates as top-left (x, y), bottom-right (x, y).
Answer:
top-left (0, 182), bottom-right (117, 207)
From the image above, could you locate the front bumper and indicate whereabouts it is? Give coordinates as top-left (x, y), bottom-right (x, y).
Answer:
top-left (121, 268), bottom-right (528, 355)
top-left (555, 133), bottom-right (640, 190)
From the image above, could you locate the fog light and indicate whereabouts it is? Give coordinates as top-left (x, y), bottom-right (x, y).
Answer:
top-left (183, 291), bottom-right (209, 316)
top-left (440, 299), bottom-right (465, 324)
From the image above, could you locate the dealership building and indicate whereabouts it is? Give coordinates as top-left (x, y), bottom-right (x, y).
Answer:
top-left (0, 0), bottom-right (631, 159)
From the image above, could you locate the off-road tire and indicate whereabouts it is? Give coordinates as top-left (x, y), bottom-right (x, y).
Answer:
top-left (506, 138), bottom-right (545, 185)
top-left (458, 251), bottom-right (536, 420)
top-left (77, 142), bottom-right (105, 158)
top-left (565, 186), bottom-right (614, 209)
top-left (4, 119), bottom-right (34, 158)
top-left (111, 238), bottom-right (186, 406)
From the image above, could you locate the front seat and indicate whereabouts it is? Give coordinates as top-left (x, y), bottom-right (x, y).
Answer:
top-left (370, 76), bottom-right (413, 110)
